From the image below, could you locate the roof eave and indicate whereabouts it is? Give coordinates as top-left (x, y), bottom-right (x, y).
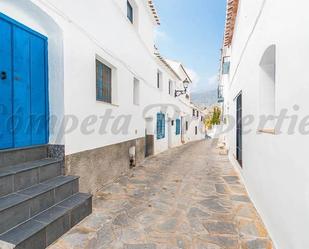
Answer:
top-left (223, 0), bottom-right (239, 47)
top-left (148, 0), bottom-right (160, 25)
top-left (154, 50), bottom-right (182, 81)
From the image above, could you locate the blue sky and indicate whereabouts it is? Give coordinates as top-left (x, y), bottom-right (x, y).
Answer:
top-left (154, 0), bottom-right (226, 93)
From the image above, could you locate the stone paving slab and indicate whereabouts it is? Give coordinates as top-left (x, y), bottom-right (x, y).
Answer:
top-left (49, 140), bottom-right (274, 249)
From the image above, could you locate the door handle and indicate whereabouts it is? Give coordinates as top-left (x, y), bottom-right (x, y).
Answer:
top-left (1, 71), bottom-right (7, 80)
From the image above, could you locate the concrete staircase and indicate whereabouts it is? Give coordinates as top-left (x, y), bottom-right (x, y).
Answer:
top-left (0, 146), bottom-right (92, 249)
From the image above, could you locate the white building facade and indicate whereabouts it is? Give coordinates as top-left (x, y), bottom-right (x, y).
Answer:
top-left (0, 0), bottom-right (205, 194)
top-left (219, 0), bottom-right (309, 248)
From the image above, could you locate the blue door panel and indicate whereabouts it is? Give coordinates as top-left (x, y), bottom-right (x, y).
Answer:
top-left (0, 14), bottom-right (48, 150)
top-left (30, 35), bottom-right (47, 145)
top-left (0, 19), bottom-right (13, 149)
top-left (13, 27), bottom-right (32, 147)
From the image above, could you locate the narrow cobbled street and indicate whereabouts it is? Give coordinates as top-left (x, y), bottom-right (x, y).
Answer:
top-left (51, 140), bottom-right (273, 249)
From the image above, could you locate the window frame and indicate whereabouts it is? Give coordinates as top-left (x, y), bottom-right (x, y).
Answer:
top-left (127, 0), bottom-right (134, 24)
top-left (133, 77), bottom-right (140, 105)
top-left (157, 70), bottom-right (162, 90)
top-left (168, 80), bottom-right (173, 96)
top-left (96, 59), bottom-right (112, 104)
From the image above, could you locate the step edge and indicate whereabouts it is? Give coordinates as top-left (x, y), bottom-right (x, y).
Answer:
top-left (0, 176), bottom-right (79, 212)
top-left (34, 193), bottom-right (92, 225)
top-left (0, 145), bottom-right (48, 154)
top-left (0, 219), bottom-right (46, 247)
top-left (0, 158), bottom-right (62, 177)
top-left (56, 192), bottom-right (92, 209)
top-left (40, 175), bottom-right (80, 188)
top-left (0, 193), bottom-right (92, 247)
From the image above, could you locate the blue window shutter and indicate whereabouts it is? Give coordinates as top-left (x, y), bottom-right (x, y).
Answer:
top-left (157, 113), bottom-right (161, 139)
top-left (162, 113), bottom-right (165, 138)
top-left (157, 113), bottom-right (165, 139)
top-left (176, 119), bottom-right (181, 135)
top-left (96, 61), bottom-right (103, 100)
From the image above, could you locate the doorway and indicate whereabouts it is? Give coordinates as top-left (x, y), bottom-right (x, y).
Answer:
top-left (145, 118), bottom-right (154, 157)
top-left (181, 117), bottom-right (185, 143)
top-left (0, 14), bottom-right (49, 149)
top-left (168, 118), bottom-right (173, 148)
top-left (236, 93), bottom-right (242, 167)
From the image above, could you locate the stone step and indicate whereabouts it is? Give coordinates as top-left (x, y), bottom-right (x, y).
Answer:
top-left (0, 193), bottom-right (92, 249)
top-left (0, 158), bottom-right (62, 197)
top-left (0, 145), bottom-right (48, 168)
top-left (0, 176), bottom-right (79, 234)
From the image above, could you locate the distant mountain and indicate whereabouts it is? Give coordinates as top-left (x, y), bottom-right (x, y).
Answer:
top-left (191, 90), bottom-right (218, 107)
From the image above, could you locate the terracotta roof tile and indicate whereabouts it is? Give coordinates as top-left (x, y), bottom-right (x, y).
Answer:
top-left (224, 0), bottom-right (239, 46)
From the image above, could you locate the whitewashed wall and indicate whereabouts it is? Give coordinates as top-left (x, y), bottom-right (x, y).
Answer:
top-left (0, 0), bottom-right (205, 157)
top-left (224, 0), bottom-right (309, 248)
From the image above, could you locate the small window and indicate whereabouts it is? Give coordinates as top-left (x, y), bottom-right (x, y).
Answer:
top-left (157, 70), bottom-right (162, 90)
top-left (186, 121), bottom-right (188, 131)
top-left (133, 78), bottom-right (139, 105)
top-left (195, 126), bottom-right (198, 135)
top-left (169, 80), bottom-right (173, 96)
top-left (157, 112), bottom-right (165, 139)
top-left (176, 119), bottom-right (181, 135)
top-left (192, 109), bottom-right (195, 117)
top-left (171, 120), bottom-right (174, 126)
top-left (197, 111), bottom-right (199, 117)
top-left (96, 59), bottom-right (112, 103)
top-left (222, 57), bottom-right (230, 75)
top-left (127, 1), bottom-right (133, 23)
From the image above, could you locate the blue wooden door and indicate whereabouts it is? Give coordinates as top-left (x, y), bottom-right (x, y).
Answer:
top-left (0, 18), bottom-right (13, 149)
top-left (0, 14), bottom-right (48, 149)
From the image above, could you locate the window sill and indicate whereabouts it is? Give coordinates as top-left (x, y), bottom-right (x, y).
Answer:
top-left (96, 101), bottom-right (119, 108)
top-left (257, 128), bottom-right (276, 135)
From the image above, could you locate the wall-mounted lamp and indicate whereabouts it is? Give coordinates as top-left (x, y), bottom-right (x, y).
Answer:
top-left (175, 78), bottom-right (190, 97)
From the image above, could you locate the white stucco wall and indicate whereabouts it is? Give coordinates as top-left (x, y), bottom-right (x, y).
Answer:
top-left (0, 0), bottom-right (205, 157)
top-left (224, 0), bottom-right (309, 248)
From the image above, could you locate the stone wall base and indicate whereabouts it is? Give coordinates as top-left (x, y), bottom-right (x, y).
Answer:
top-left (65, 138), bottom-right (145, 194)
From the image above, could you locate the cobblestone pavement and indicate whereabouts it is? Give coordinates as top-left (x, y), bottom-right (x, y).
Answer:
top-left (50, 140), bottom-right (273, 249)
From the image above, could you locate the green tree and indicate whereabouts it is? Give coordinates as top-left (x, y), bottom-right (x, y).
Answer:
top-left (211, 107), bottom-right (221, 125)
top-left (204, 107), bottom-right (221, 130)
